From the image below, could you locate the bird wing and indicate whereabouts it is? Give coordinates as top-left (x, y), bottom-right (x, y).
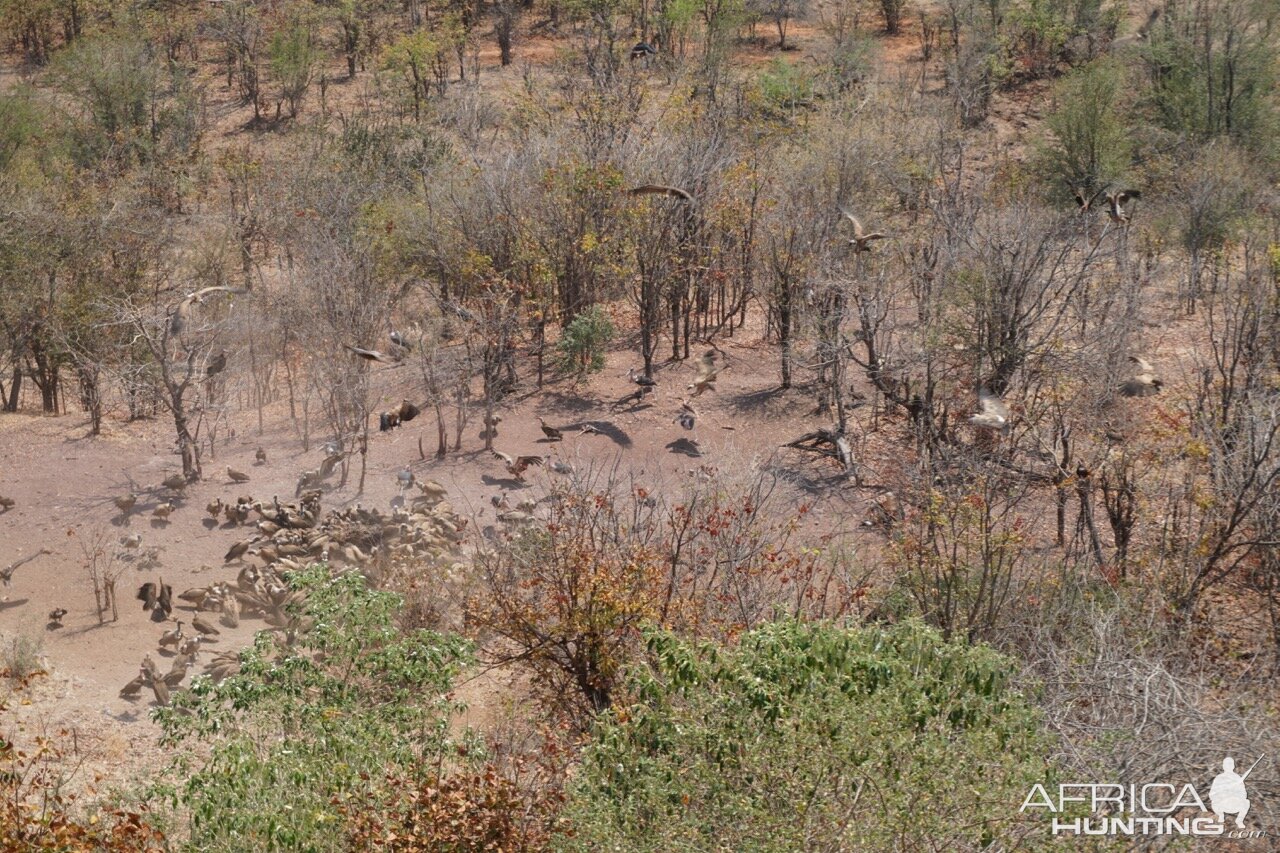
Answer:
top-left (837, 205), bottom-right (864, 238)
top-left (861, 232), bottom-right (889, 241)
top-left (1075, 186), bottom-right (1107, 210)
top-left (1128, 356), bottom-right (1154, 373)
top-left (344, 344), bottom-right (391, 364)
top-left (629, 184), bottom-right (693, 202)
top-left (4, 551), bottom-right (45, 573)
top-left (171, 286), bottom-right (244, 320)
top-left (977, 391), bottom-right (1009, 419)
top-left (697, 351), bottom-right (716, 375)
top-left (493, 450), bottom-right (514, 466)
top-left (1115, 189), bottom-right (1141, 204)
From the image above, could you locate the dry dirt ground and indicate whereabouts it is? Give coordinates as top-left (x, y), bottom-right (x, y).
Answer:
top-left (0, 332), bottom-right (883, 795)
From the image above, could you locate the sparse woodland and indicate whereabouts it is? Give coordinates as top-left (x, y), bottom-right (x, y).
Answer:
top-left (1, 0), bottom-right (1279, 848)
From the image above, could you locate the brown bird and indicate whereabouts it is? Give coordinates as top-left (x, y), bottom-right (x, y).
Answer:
top-left (839, 205), bottom-right (889, 252)
top-left (227, 466), bottom-right (250, 484)
top-left (493, 451), bottom-right (544, 481)
top-left (1072, 185), bottom-right (1108, 212)
top-left (687, 350), bottom-right (722, 398)
top-left (343, 344), bottom-right (398, 365)
top-left (162, 474), bottom-right (187, 491)
top-left (191, 615), bottom-right (221, 637)
top-left (137, 582), bottom-right (159, 611)
top-left (207, 498), bottom-right (225, 519)
top-left (255, 447), bottom-right (267, 465)
top-left (0, 496), bottom-right (13, 511)
top-left (225, 538), bottom-right (256, 563)
top-left (119, 671), bottom-right (146, 698)
top-left (397, 400), bottom-right (421, 423)
top-left (152, 501), bottom-right (175, 520)
top-left (538, 417), bottom-right (563, 441)
top-left (47, 608), bottom-right (67, 627)
top-left (675, 401), bottom-right (696, 430)
top-left (1119, 356), bottom-right (1162, 397)
top-left (157, 580), bottom-right (173, 616)
top-left (417, 480), bottom-right (448, 502)
top-left (163, 654), bottom-right (194, 687)
top-left (113, 493), bottom-right (138, 514)
top-left (137, 579), bottom-right (173, 613)
top-left (151, 676), bottom-right (171, 707)
top-left (158, 621), bottom-right (184, 649)
top-left (968, 390), bottom-right (1011, 430)
top-left (1105, 189), bottom-right (1141, 224)
top-left (627, 367), bottom-right (658, 388)
top-left (167, 286), bottom-right (248, 336)
top-left (629, 184), bottom-right (693, 202)
top-left (206, 350), bottom-right (227, 377)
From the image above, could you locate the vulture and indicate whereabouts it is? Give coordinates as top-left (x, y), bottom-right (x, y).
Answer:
top-left (1105, 189), bottom-right (1141, 225)
top-left (206, 350), bottom-right (227, 377)
top-left (344, 344), bottom-right (398, 365)
top-left (167, 286), bottom-right (247, 336)
top-left (629, 184), bottom-right (692, 202)
top-left (968, 390), bottom-right (1011, 431)
top-left (493, 451), bottom-right (544, 481)
top-left (839, 206), bottom-right (889, 252)
top-left (687, 350), bottom-right (722, 398)
top-left (1119, 356), bottom-right (1162, 397)
top-left (627, 367), bottom-right (658, 388)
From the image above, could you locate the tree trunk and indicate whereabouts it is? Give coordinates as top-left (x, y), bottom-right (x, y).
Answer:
top-left (5, 362), bottom-right (22, 411)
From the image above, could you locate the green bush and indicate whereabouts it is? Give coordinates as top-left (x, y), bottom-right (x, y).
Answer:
top-left (555, 305), bottom-right (615, 374)
top-left (561, 620), bottom-right (1052, 851)
top-left (757, 57), bottom-right (814, 118)
top-left (1, 633), bottom-right (43, 684)
top-left (1035, 58), bottom-right (1133, 202)
top-left (1139, 0), bottom-right (1279, 158)
top-left (154, 566), bottom-right (475, 852)
top-left (269, 19), bottom-right (319, 118)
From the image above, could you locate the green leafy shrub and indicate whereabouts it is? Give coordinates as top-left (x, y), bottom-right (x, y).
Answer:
top-left (756, 57), bottom-right (814, 119)
top-left (555, 305), bottom-right (615, 374)
top-left (1139, 0), bottom-right (1279, 157)
top-left (1035, 58), bottom-right (1133, 202)
top-left (1, 633), bottom-right (43, 685)
top-left (268, 18), bottom-right (319, 118)
top-left (561, 619), bottom-right (1052, 851)
top-left (154, 566), bottom-right (476, 852)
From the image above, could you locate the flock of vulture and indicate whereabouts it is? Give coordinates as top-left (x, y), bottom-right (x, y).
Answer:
top-left (115, 475), bottom-right (468, 706)
top-left (966, 355), bottom-right (1161, 433)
